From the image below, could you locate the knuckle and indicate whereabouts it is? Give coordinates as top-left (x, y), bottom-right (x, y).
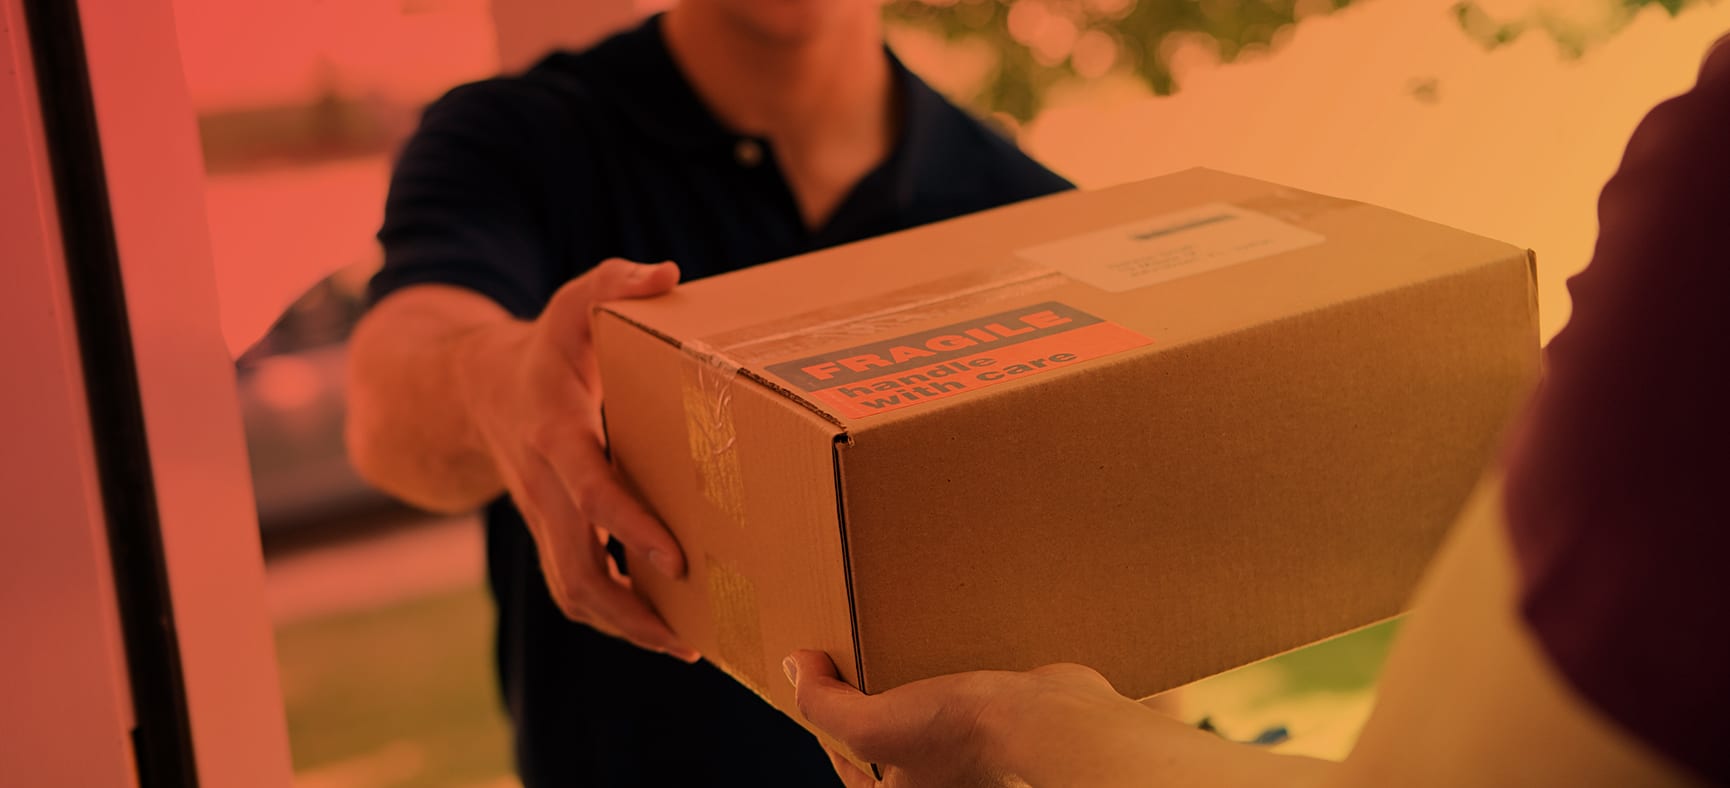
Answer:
top-left (1034, 661), bottom-right (1087, 675)
top-left (549, 277), bottom-right (586, 310)
top-left (561, 588), bottom-right (604, 622)
top-left (1039, 662), bottom-right (1111, 687)
top-left (590, 258), bottom-right (632, 287)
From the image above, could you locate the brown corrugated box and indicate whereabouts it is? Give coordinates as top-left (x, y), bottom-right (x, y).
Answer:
top-left (594, 167), bottom-right (1539, 758)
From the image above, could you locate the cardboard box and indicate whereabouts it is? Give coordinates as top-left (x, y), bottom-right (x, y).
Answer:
top-left (594, 168), bottom-right (1538, 749)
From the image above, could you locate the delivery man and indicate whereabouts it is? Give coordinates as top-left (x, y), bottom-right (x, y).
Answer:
top-left (344, 1), bottom-right (1070, 785)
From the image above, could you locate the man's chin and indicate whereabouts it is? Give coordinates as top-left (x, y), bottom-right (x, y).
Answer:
top-left (711, 0), bottom-right (861, 46)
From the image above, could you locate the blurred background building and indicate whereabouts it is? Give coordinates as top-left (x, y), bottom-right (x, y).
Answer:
top-left (174, 0), bottom-right (1729, 785)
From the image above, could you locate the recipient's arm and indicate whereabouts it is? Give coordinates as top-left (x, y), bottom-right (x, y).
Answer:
top-left (999, 476), bottom-right (1695, 788)
top-left (792, 34), bottom-right (1730, 788)
top-left (1326, 478), bottom-right (1701, 788)
top-left (788, 474), bottom-right (1700, 788)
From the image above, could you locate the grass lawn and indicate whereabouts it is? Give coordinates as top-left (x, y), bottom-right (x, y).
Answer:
top-left (275, 586), bottom-right (514, 788)
top-left (1177, 620), bottom-right (1400, 760)
top-left (276, 584), bottom-right (1397, 786)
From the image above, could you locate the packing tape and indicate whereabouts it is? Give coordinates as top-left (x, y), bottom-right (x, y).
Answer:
top-left (668, 262), bottom-right (1071, 434)
top-left (706, 555), bottom-right (770, 696)
top-left (693, 190), bottom-right (1351, 371)
top-left (680, 340), bottom-right (748, 528)
top-left (703, 260), bottom-right (1069, 367)
top-left (1234, 187), bottom-right (1359, 225)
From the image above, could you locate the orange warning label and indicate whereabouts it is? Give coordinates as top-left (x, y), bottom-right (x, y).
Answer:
top-left (764, 301), bottom-right (1151, 419)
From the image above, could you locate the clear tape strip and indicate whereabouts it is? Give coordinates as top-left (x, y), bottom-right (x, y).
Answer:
top-left (706, 555), bottom-right (769, 696)
top-left (679, 339), bottom-right (747, 527)
top-left (1234, 188), bottom-right (1359, 226)
top-left (708, 261), bottom-right (1068, 366)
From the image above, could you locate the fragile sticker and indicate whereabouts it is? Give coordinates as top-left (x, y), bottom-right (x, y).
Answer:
top-left (1015, 202), bottom-right (1324, 292)
top-left (763, 301), bottom-right (1151, 419)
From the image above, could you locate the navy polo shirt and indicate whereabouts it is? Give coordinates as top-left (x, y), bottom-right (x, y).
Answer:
top-left (369, 14), bottom-right (1071, 788)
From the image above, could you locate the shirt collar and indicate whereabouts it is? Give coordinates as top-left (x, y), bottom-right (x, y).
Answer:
top-left (569, 12), bottom-right (945, 175)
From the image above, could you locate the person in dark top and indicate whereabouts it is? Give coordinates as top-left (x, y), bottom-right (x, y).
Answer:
top-left (785, 32), bottom-right (1730, 788)
top-left (344, 1), bottom-right (1070, 785)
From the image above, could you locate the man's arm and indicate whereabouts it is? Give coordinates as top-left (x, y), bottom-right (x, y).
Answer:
top-left (347, 76), bottom-right (576, 514)
top-left (346, 284), bottom-right (516, 514)
top-left (349, 77), bottom-right (700, 660)
top-left (345, 261), bottom-right (700, 662)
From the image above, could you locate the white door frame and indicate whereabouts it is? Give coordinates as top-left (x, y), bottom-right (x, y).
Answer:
top-left (2, 0), bottom-right (292, 784)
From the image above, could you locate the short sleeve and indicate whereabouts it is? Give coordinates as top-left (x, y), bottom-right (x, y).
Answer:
top-left (369, 81), bottom-right (576, 319)
top-left (1500, 36), bottom-right (1730, 782)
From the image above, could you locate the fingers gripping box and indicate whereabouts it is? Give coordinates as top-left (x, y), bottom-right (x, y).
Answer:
top-left (593, 168), bottom-right (1539, 752)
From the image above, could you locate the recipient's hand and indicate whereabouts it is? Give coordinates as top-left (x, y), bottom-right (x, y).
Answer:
top-left (785, 650), bottom-right (1211, 788)
top-left (458, 258), bottom-right (698, 661)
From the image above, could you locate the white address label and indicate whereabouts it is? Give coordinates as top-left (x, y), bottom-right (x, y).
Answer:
top-left (1016, 202), bottom-right (1325, 292)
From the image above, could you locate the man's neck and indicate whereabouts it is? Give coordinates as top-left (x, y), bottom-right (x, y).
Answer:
top-left (661, 4), bottom-right (893, 154)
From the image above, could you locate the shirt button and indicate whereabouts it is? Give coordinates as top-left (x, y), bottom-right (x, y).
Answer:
top-left (735, 138), bottom-right (764, 167)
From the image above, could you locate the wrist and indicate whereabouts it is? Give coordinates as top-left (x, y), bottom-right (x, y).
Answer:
top-left (983, 692), bottom-right (1314, 788)
top-left (448, 318), bottom-right (532, 450)
top-left (974, 691), bottom-right (1118, 786)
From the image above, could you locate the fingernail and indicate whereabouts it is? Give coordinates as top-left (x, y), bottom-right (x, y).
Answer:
top-left (783, 656), bottom-right (799, 686)
top-left (649, 549), bottom-right (680, 576)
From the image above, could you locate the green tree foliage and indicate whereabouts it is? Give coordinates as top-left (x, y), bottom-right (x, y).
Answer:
top-left (885, 0), bottom-right (1714, 121)
top-left (1453, 0), bottom-right (1710, 58)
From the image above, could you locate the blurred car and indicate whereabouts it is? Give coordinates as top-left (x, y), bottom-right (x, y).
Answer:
top-left (235, 266), bottom-right (408, 536)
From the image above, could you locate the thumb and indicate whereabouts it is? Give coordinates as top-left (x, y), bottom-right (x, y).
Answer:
top-left (541, 259), bottom-right (681, 379)
top-left (787, 650), bottom-right (882, 757)
top-left (587, 258), bottom-right (681, 301)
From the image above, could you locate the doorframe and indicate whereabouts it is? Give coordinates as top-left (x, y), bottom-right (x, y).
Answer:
top-left (4, 0), bottom-right (294, 784)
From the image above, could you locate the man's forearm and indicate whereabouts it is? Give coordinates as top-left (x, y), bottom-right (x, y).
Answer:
top-left (345, 288), bottom-right (527, 513)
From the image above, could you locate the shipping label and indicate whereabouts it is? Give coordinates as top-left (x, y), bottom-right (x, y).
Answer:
top-left (763, 301), bottom-right (1151, 419)
top-left (1015, 202), bottom-right (1325, 292)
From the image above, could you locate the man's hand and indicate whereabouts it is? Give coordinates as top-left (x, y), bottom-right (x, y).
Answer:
top-left (784, 650), bottom-right (1218, 788)
top-left (457, 258), bottom-right (698, 661)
